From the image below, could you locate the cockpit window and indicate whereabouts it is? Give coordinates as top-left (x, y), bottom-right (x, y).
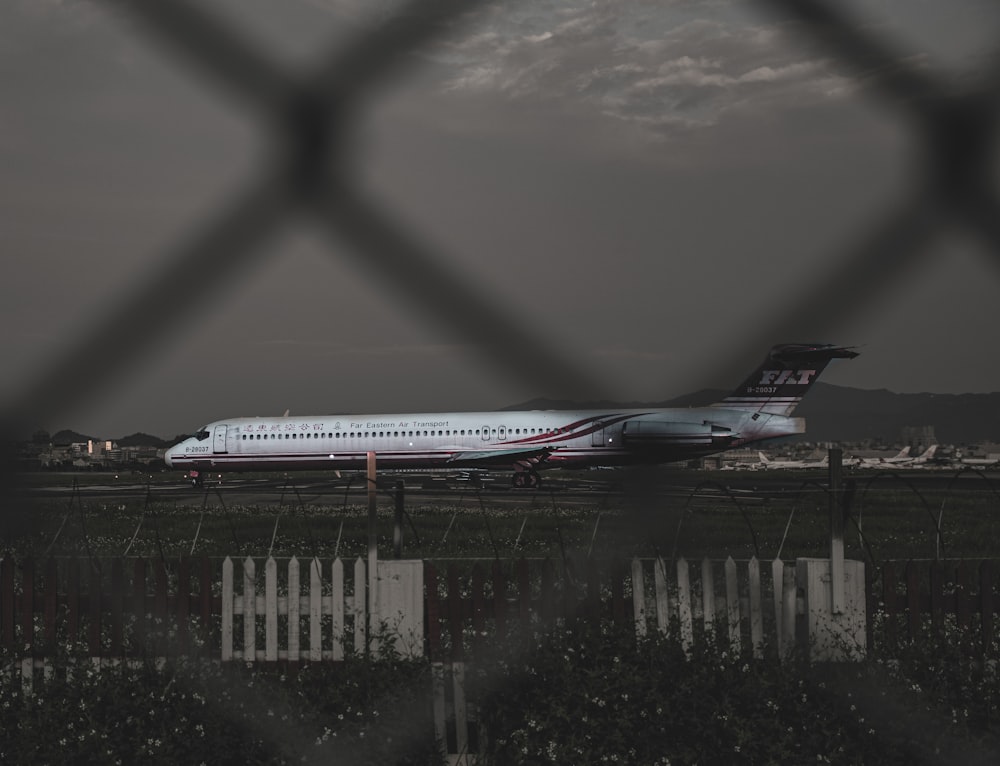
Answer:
top-left (195, 429), bottom-right (210, 441)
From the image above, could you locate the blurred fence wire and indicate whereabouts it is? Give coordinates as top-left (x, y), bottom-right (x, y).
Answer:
top-left (3, 0), bottom-right (1000, 763)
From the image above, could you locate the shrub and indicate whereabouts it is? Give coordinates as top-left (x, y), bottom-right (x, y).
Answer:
top-left (0, 651), bottom-right (444, 765)
top-left (472, 621), bottom-right (935, 765)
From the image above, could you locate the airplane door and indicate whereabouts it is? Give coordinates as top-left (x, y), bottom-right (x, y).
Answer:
top-left (482, 425), bottom-right (490, 442)
top-left (498, 426), bottom-right (506, 440)
top-left (213, 425), bottom-right (228, 454)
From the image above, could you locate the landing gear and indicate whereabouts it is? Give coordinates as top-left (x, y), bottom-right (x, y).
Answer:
top-left (512, 470), bottom-right (541, 489)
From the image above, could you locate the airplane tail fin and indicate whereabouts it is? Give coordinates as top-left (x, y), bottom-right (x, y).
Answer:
top-left (714, 343), bottom-right (858, 417)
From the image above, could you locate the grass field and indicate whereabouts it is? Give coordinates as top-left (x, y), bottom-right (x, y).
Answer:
top-left (7, 467), bottom-right (1000, 564)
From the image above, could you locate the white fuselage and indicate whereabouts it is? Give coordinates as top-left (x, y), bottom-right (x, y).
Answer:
top-left (164, 406), bottom-right (803, 475)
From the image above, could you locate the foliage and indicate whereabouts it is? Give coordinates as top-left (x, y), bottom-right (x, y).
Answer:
top-left (869, 609), bottom-right (1000, 745)
top-left (0, 647), bottom-right (444, 765)
top-left (471, 619), bottom-right (1000, 765)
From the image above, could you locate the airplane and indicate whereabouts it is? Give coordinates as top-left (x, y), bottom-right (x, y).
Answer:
top-left (756, 451), bottom-right (831, 470)
top-left (952, 448), bottom-right (998, 468)
top-left (852, 444), bottom-right (937, 468)
top-left (906, 444), bottom-right (939, 466)
top-left (855, 446), bottom-right (910, 466)
top-left (164, 343), bottom-right (858, 488)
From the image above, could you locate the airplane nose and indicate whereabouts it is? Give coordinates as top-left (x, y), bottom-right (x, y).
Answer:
top-left (164, 447), bottom-right (175, 468)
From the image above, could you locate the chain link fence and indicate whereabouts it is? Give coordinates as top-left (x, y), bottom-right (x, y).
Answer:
top-left (3, 0), bottom-right (1000, 762)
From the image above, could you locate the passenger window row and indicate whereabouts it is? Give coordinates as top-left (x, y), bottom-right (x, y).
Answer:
top-left (239, 426), bottom-right (565, 441)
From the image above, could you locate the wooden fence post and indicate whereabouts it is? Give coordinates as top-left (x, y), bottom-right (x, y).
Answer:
top-left (375, 559), bottom-right (424, 658)
top-left (796, 557), bottom-right (866, 661)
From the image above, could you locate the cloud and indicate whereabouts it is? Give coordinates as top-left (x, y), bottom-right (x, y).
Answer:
top-left (428, 2), bottom-right (854, 141)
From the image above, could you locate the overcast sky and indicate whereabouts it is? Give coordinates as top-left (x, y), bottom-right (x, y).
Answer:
top-left (2, 0), bottom-right (1000, 438)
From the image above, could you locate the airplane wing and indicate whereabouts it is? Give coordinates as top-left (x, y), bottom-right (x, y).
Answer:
top-left (446, 445), bottom-right (556, 466)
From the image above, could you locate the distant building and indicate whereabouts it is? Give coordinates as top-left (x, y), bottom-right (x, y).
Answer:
top-left (900, 426), bottom-right (936, 452)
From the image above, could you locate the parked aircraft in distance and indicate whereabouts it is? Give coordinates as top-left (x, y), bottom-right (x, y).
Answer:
top-left (853, 444), bottom-right (938, 468)
top-left (164, 343), bottom-right (858, 488)
top-left (854, 446), bottom-right (910, 466)
top-left (953, 448), bottom-right (998, 468)
top-left (757, 452), bottom-right (831, 470)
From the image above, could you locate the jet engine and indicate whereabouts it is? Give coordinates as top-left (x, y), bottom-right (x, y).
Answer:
top-left (621, 416), bottom-right (736, 447)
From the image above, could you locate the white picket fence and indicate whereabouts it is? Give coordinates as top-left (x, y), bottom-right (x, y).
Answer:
top-left (219, 554), bottom-right (862, 766)
top-left (220, 556), bottom-right (423, 662)
top-left (431, 555), bottom-right (835, 766)
top-left (218, 554), bottom-right (824, 664)
top-left (631, 555), bottom-right (799, 659)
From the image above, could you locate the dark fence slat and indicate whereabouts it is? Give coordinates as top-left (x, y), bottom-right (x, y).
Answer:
top-left (982, 561), bottom-right (994, 658)
top-left (155, 562), bottom-right (168, 656)
top-left (200, 557), bottom-right (213, 658)
top-left (882, 561), bottom-right (898, 645)
top-left (540, 558), bottom-right (555, 624)
top-left (111, 559), bottom-right (124, 657)
top-left (21, 559), bottom-right (35, 661)
top-left (44, 558), bottom-right (58, 656)
top-left (447, 563), bottom-right (462, 662)
top-left (516, 558), bottom-right (530, 629)
top-left (178, 558), bottom-right (191, 654)
top-left (586, 560), bottom-right (600, 623)
top-left (88, 564), bottom-right (101, 656)
top-left (492, 560), bottom-right (506, 636)
top-left (1, 558), bottom-right (14, 650)
top-left (66, 558), bottom-right (80, 644)
top-left (471, 563), bottom-right (485, 660)
top-left (133, 558), bottom-right (147, 650)
top-left (611, 560), bottom-right (625, 626)
top-left (906, 561), bottom-right (921, 640)
top-left (424, 562), bottom-right (440, 661)
top-left (929, 561), bottom-right (944, 633)
top-left (956, 560), bottom-right (971, 631)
